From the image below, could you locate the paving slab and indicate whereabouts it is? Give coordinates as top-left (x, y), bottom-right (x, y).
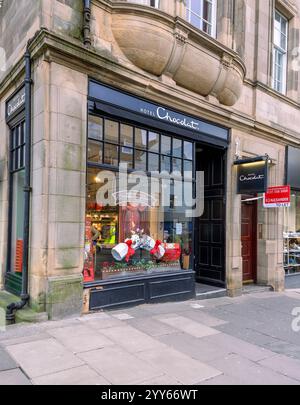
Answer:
top-left (0, 368), bottom-right (31, 385)
top-left (155, 314), bottom-right (220, 338)
top-left (158, 332), bottom-right (231, 363)
top-left (0, 349), bottom-right (18, 371)
top-left (208, 353), bottom-right (300, 385)
top-left (198, 374), bottom-right (242, 385)
top-left (137, 346), bottom-right (222, 385)
top-left (215, 323), bottom-right (280, 346)
top-left (182, 310), bottom-right (228, 327)
top-left (47, 324), bottom-right (115, 354)
top-left (99, 325), bottom-right (165, 353)
top-left (0, 333), bottom-right (51, 348)
top-left (127, 317), bottom-right (179, 337)
top-left (139, 374), bottom-right (182, 385)
top-left (32, 365), bottom-right (110, 385)
top-left (78, 346), bottom-right (163, 385)
top-left (263, 340), bottom-right (300, 360)
top-left (81, 317), bottom-right (124, 331)
top-left (6, 338), bottom-right (83, 379)
top-left (201, 333), bottom-right (277, 362)
top-left (258, 354), bottom-right (300, 382)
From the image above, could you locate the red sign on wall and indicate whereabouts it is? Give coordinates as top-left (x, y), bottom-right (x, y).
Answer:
top-left (263, 185), bottom-right (291, 208)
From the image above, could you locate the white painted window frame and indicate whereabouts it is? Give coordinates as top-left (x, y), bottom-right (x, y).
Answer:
top-left (272, 9), bottom-right (288, 94)
top-left (186, 0), bottom-right (217, 38)
top-left (130, 0), bottom-right (160, 8)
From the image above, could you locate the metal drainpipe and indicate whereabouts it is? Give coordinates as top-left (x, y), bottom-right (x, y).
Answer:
top-left (6, 44), bottom-right (32, 324)
top-left (83, 0), bottom-right (91, 47)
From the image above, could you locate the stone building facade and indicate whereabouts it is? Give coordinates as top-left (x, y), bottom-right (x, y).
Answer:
top-left (0, 0), bottom-right (300, 319)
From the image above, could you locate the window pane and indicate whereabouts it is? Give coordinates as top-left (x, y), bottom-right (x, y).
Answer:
top-left (135, 149), bottom-right (147, 171)
top-left (172, 158), bottom-right (182, 174)
top-left (203, 0), bottom-right (212, 22)
top-left (88, 115), bottom-right (103, 141)
top-left (148, 153), bottom-right (159, 172)
top-left (120, 146), bottom-right (133, 169)
top-left (161, 135), bottom-right (171, 155)
top-left (184, 141), bottom-right (193, 160)
top-left (203, 21), bottom-right (212, 35)
top-left (281, 33), bottom-right (287, 51)
top-left (10, 170), bottom-right (25, 273)
top-left (161, 155), bottom-right (171, 172)
top-left (104, 120), bottom-right (119, 143)
top-left (120, 124), bottom-right (133, 147)
top-left (88, 140), bottom-right (103, 163)
top-left (104, 143), bottom-right (119, 166)
top-left (173, 138), bottom-right (182, 158)
top-left (184, 160), bottom-right (193, 179)
top-left (148, 132), bottom-right (159, 152)
top-left (135, 128), bottom-right (147, 149)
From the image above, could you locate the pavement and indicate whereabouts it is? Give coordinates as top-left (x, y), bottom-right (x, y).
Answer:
top-left (0, 284), bottom-right (300, 385)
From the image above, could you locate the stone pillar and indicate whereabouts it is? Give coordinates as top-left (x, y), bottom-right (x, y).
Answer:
top-left (0, 93), bottom-right (9, 290)
top-left (30, 59), bottom-right (87, 319)
top-left (254, 0), bottom-right (272, 85)
top-left (287, 15), bottom-right (300, 102)
top-left (257, 148), bottom-right (285, 291)
top-left (217, 0), bottom-right (234, 48)
top-left (226, 131), bottom-right (243, 297)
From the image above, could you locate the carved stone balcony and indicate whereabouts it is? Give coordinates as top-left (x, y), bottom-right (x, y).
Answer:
top-left (111, 3), bottom-right (246, 107)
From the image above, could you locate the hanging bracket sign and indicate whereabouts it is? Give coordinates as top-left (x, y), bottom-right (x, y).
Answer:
top-left (234, 156), bottom-right (269, 195)
top-left (263, 185), bottom-right (291, 208)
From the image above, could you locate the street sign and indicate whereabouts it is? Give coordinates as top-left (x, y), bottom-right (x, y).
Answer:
top-left (263, 185), bottom-right (291, 208)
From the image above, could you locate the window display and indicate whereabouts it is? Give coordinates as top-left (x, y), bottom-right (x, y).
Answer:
top-left (283, 191), bottom-right (300, 274)
top-left (9, 122), bottom-right (26, 275)
top-left (85, 113), bottom-right (194, 282)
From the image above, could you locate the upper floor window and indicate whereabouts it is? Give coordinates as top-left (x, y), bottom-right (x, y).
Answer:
top-left (186, 0), bottom-right (217, 37)
top-left (130, 0), bottom-right (159, 7)
top-left (272, 10), bottom-right (288, 94)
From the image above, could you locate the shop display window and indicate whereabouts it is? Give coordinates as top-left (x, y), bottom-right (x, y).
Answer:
top-left (283, 191), bottom-right (300, 274)
top-left (9, 122), bottom-right (26, 274)
top-left (84, 113), bottom-right (194, 282)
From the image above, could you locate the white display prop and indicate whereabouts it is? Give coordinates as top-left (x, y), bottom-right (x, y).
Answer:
top-left (140, 235), bottom-right (156, 251)
top-left (111, 229), bottom-right (166, 262)
top-left (112, 243), bottom-right (129, 261)
top-left (152, 244), bottom-right (165, 260)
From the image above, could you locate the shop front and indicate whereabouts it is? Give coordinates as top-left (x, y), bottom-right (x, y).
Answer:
top-left (284, 146), bottom-right (300, 275)
top-left (83, 80), bottom-right (229, 311)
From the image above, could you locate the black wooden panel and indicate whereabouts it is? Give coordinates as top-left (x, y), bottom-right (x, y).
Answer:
top-left (149, 275), bottom-right (195, 301)
top-left (195, 147), bottom-right (226, 286)
top-left (90, 282), bottom-right (146, 310)
top-left (89, 272), bottom-right (195, 311)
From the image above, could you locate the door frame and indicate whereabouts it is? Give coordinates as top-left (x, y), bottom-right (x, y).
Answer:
top-left (241, 196), bottom-right (258, 284)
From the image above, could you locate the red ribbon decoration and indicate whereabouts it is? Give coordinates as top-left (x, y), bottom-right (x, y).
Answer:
top-left (150, 240), bottom-right (162, 256)
top-left (125, 240), bottom-right (135, 262)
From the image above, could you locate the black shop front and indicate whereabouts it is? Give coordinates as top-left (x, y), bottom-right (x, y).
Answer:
top-left (84, 80), bottom-right (228, 311)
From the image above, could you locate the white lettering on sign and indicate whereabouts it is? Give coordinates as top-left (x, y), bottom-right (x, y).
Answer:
top-left (7, 89), bottom-right (25, 118)
top-left (156, 107), bottom-right (199, 130)
top-left (139, 106), bottom-right (200, 131)
top-left (240, 174), bottom-right (264, 182)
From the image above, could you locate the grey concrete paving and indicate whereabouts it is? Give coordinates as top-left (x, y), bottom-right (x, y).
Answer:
top-left (286, 274), bottom-right (300, 289)
top-left (0, 289), bottom-right (300, 385)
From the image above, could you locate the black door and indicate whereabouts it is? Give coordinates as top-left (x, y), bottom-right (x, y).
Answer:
top-left (194, 146), bottom-right (226, 287)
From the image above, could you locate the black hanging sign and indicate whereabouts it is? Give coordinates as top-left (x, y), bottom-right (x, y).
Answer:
top-left (235, 157), bottom-right (269, 195)
top-left (6, 85), bottom-right (25, 121)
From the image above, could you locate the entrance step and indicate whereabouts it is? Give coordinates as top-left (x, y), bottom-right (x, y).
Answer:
top-left (195, 284), bottom-right (227, 300)
top-left (0, 290), bottom-right (48, 325)
top-left (242, 284), bottom-right (273, 295)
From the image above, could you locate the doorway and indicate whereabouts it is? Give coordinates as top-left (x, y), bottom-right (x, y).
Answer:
top-left (241, 198), bottom-right (257, 283)
top-left (194, 145), bottom-right (226, 288)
